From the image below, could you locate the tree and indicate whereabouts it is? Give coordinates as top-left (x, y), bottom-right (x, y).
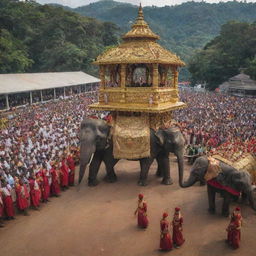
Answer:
top-left (0, 29), bottom-right (33, 73)
top-left (188, 21), bottom-right (256, 90)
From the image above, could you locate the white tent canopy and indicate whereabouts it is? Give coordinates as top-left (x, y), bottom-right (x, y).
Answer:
top-left (0, 71), bottom-right (100, 95)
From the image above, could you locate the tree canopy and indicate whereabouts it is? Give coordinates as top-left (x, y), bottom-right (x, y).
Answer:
top-left (188, 21), bottom-right (256, 90)
top-left (0, 0), bottom-right (119, 75)
top-left (72, 0), bottom-right (256, 81)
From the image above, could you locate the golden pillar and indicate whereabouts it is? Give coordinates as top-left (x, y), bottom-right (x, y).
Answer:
top-left (99, 65), bottom-right (106, 89)
top-left (120, 64), bottom-right (126, 88)
top-left (152, 63), bottom-right (159, 87)
top-left (172, 66), bottom-right (178, 89)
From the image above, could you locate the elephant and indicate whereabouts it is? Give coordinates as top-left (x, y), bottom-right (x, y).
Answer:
top-left (78, 118), bottom-right (185, 187)
top-left (180, 156), bottom-right (256, 217)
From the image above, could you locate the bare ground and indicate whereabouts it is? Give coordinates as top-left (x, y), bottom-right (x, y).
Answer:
top-left (0, 155), bottom-right (255, 256)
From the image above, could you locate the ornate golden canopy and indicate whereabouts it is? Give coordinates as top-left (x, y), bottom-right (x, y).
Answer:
top-left (90, 4), bottom-right (186, 113)
top-left (93, 4), bottom-right (185, 66)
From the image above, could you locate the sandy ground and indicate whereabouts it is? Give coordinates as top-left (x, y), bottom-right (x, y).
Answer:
top-left (0, 156), bottom-right (255, 256)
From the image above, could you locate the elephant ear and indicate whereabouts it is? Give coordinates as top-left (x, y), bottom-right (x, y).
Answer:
top-left (155, 130), bottom-right (165, 146)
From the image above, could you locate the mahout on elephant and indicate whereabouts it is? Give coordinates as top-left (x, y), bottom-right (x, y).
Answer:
top-left (78, 118), bottom-right (185, 186)
top-left (180, 156), bottom-right (256, 216)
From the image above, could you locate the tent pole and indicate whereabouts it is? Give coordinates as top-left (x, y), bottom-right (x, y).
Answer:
top-left (54, 88), bottom-right (56, 99)
top-left (40, 90), bottom-right (43, 102)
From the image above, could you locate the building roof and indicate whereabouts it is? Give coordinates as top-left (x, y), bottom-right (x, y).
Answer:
top-left (218, 72), bottom-right (256, 91)
top-left (94, 5), bottom-right (185, 67)
top-left (0, 71), bottom-right (100, 95)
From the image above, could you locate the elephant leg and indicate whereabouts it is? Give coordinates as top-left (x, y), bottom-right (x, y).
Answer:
top-left (241, 192), bottom-right (247, 204)
top-left (247, 189), bottom-right (256, 210)
top-left (138, 158), bottom-right (154, 186)
top-left (222, 191), bottom-right (232, 217)
top-left (160, 154), bottom-right (173, 185)
top-left (103, 149), bottom-right (119, 183)
top-left (155, 154), bottom-right (163, 177)
top-left (88, 151), bottom-right (103, 186)
top-left (207, 184), bottom-right (216, 214)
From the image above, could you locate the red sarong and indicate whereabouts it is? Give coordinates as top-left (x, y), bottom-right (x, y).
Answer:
top-left (172, 217), bottom-right (185, 246)
top-left (29, 179), bottom-right (41, 207)
top-left (0, 205), bottom-right (3, 217)
top-left (41, 171), bottom-right (50, 200)
top-left (137, 202), bottom-right (148, 228)
top-left (60, 160), bottom-right (69, 187)
top-left (50, 168), bottom-right (61, 195)
top-left (15, 185), bottom-right (29, 210)
top-left (160, 220), bottom-right (173, 251)
top-left (67, 156), bottom-right (75, 185)
top-left (0, 194), bottom-right (4, 217)
top-left (227, 220), bottom-right (241, 249)
top-left (3, 195), bottom-right (15, 217)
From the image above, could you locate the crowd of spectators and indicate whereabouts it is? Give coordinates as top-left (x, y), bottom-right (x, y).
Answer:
top-left (174, 89), bottom-right (256, 161)
top-left (0, 87), bottom-right (255, 227)
top-left (0, 92), bottom-right (98, 227)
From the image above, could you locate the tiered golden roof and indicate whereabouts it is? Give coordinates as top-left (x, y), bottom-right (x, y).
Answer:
top-left (90, 4), bottom-right (186, 113)
top-left (94, 4), bottom-right (185, 66)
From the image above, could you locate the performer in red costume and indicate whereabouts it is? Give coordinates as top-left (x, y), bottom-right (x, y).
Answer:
top-left (172, 207), bottom-right (185, 248)
top-left (67, 152), bottom-right (75, 186)
top-left (50, 162), bottom-right (61, 197)
top-left (41, 165), bottom-right (51, 202)
top-left (0, 190), bottom-right (4, 227)
top-left (60, 156), bottom-right (69, 190)
top-left (29, 174), bottom-right (41, 210)
top-left (134, 194), bottom-right (148, 229)
top-left (15, 179), bottom-right (30, 215)
top-left (0, 181), bottom-right (15, 219)
top-left (160, 212), bottom-right (173, 251)
top-left (226, 207), bottom-right (242, 249)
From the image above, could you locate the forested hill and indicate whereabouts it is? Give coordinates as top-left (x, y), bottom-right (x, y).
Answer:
top-left (0, 0), bottom-right (119, 74)
top-left (73, 0), bottom-right (256, 79)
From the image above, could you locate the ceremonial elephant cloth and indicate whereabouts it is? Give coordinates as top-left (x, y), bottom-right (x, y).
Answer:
top-left (160, 220), bottom-right (173, 251)
top-left (113, 114), bottom-right (150, 159)
top-left (207, 179), bottom-right (240, 196)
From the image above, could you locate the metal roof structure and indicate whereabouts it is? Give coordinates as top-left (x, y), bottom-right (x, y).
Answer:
top-left (0, 71), bottom-right (100, 95)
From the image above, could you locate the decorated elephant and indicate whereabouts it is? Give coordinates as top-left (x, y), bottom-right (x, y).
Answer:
top-left (79, 118), bottom-right (185, 186)
top-left (181, 156), bottom-right (256, 216)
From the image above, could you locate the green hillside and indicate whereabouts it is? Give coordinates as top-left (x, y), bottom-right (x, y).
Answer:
top-left (189, 21), bottom-right (256, 90)
top-left (73, 0), bottom-right (256, 80)
top-left (0, 0), bottom-right (119, 75)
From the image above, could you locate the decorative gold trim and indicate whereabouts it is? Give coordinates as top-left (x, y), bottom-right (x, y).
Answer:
top-left (89, 101), bottom-right (186, 113)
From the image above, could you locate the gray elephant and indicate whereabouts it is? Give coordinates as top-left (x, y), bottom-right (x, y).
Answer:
top-left (79, 118), bottom-right (185, 186)
top-left (181, 156), bottom-right (256, 216)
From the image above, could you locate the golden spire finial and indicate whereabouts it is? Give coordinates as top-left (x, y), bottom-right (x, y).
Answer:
top-left (134, 3), bottom-right (147, 25)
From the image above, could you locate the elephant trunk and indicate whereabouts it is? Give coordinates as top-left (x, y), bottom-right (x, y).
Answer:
top-left (180, 174), bottom-right (197, 188)
top-left (78, 141), bottom-right (96, 184)
top-left (176, 151), bottom-right (185, 188)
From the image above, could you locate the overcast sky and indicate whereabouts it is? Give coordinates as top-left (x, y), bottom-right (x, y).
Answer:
top-left (36, 0), bottom-right (256, 8)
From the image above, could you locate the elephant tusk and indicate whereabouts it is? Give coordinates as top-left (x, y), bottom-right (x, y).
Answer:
top-left (88, 153), bottom-right (94, 166)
